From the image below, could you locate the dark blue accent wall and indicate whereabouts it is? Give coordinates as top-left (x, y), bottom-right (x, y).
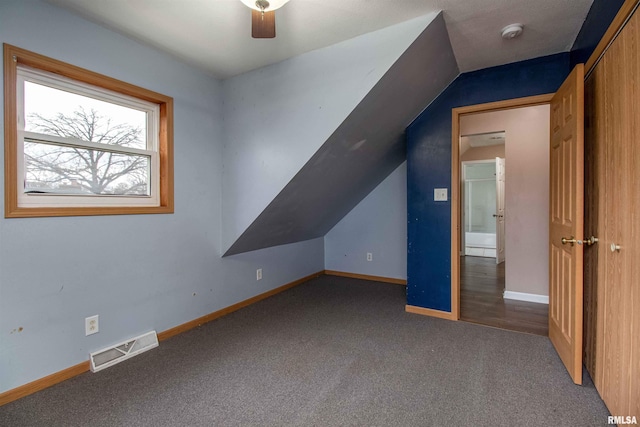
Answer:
top-left (571, 0), bottom-right (625, 68)
top-left (405, 53), bottom-right (571, 312)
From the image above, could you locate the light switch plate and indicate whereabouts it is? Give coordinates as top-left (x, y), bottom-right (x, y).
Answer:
top-left (434, 188), bottom-right (448, 201)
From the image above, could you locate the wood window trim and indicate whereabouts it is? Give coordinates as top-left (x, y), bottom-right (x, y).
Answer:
top-left (3, 44), bottom-right (174, 218)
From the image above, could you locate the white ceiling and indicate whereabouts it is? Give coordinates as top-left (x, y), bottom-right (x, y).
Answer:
top-left (45, 0), bottom-right (594, 79)
top-left (464, 131), bottom-right (506, 148)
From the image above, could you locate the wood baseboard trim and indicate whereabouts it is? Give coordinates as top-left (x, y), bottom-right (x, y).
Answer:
top-left (405, 305), bottom-right (456, 321)
top-left (0, 270), bottom-right (323, 406)
top-left (0, 361), bottom-right (90, 406)
top-left (157, 270), bottom-right (323, 341)
top-left (323, 270), bottom-right (407, 285)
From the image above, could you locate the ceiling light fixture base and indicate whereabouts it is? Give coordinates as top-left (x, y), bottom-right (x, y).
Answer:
top-left (241, 0), bottom-right (290, 12)
top-left (501, 23), bottom-right (524, 40)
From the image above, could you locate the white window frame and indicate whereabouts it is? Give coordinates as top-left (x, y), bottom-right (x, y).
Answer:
top-left (15, 66), bottom-right (161, 208)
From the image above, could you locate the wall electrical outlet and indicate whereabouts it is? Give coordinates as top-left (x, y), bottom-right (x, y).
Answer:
top-left (366, 252), bottom-right (373, 262)
top-left (85, 315), bottom-right (99, 336)
top-left (256, 268), bottom-right (262, 280)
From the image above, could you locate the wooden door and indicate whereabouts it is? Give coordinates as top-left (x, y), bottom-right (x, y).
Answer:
top-left (583, 56), bottom-right (604, 383)
top-left (591, 11), bottom-right (639, 416)
top-left (549, 64), bottom-right (584, 385)
top-left (495, 157), bottom-right (505, 264)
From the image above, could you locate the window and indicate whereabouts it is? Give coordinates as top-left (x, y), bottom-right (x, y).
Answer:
top-left (4, 44), bottom-right (174, 217)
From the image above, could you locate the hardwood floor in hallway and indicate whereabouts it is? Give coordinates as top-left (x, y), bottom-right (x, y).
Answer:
top-left (460, 256), bottom-right (548, 336)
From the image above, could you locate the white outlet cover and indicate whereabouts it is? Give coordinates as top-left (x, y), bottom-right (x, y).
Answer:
top-left (434, 188), bottom-right (448, 201)
top-left (85, 315), bottom-right (99, 336)
top-left (256, 268), bottom-right (262, 280)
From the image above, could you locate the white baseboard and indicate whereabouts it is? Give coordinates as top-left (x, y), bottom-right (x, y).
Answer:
top-left (503, 290), bottom-right (549, 304)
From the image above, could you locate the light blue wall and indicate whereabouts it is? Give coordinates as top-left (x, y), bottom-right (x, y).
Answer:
top-left (221, 14), bottom-right (438, 253)
top-left (324, 162), bottom-right (407, 280)
top-left (0, 0), bottom-right (323, 394)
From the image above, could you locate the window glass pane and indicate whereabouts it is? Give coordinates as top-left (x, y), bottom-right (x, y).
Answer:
top-left (24, 141), bottom-right (150, 196)
top-left (24, 81), bottom-right (147, 150)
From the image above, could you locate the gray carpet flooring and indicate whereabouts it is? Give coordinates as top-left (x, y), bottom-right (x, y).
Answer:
top-left (0, 275), bottom-right (610, 426)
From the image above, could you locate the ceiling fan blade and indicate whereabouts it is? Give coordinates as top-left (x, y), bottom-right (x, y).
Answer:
top-left (251, 9), bottom-right (276, 38)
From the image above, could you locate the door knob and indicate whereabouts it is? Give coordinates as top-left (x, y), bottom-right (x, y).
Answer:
top-left (561, 236), bottom-right (583, 246)
top-left (584, 236), bottom-right (599, 246)
top-left (610, 243), bottom-right (621, 252)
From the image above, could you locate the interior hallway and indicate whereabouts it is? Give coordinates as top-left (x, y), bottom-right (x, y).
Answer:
top-left (460, 256), bottom-right (548, 336)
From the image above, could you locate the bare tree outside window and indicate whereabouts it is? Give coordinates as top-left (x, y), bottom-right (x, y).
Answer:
top-left (24, 107), bottom-right (150, 196)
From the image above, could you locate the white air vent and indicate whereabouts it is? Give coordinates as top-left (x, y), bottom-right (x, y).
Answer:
top-left (89, 330), bottom-right (158, 373)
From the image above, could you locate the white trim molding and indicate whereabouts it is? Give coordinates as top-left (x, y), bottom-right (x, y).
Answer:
top-left (503, 290), bottom-right (549, 304)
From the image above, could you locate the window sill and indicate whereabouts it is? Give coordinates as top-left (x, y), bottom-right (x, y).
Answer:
top-left (5, 204), bottom-right (174, 218)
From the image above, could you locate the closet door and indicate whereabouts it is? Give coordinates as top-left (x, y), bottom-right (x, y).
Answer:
top-left (624, 12), bottom-right (640, 415)
top-left (583, 55), bottom-right (604, 384)
top-left (588, 7), bottom-right (640, 417)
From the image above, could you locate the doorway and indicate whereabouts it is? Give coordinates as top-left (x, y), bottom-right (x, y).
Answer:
top-left (461, 156), bottom-right (504, 262)
top-left (451, 96), bottom-right (552, 335)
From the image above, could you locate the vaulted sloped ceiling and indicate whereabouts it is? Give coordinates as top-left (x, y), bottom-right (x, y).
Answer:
top-left (224, 13), bottom-right (458, 256)
top-left (221, 14), bottom-right (441, 253)
top-left (45, 0), bottom-right (593, 79)
top-left (43, 1), bottom-right (593, 257)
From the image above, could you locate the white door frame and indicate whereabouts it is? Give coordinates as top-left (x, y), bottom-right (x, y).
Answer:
top-left (460, 159), bottom-right (497, 257)
top-left (495, 157), bottom-right (506, 264)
